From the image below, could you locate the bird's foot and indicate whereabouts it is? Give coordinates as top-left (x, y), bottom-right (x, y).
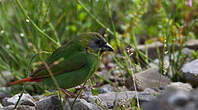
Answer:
top-left (60, 88), bottom-right (85, 99)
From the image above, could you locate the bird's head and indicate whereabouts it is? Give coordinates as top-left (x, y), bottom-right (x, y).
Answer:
top-left (76, 32), bottom-right (114, 55)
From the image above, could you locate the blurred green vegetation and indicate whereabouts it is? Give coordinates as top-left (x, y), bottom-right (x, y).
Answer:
top-left (0, 0), bottom-right (198, 95)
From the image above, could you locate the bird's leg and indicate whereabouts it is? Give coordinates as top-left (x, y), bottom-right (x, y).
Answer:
top-left (60, 88), bottom-right (85, 99)
top-left (60, 88), bottom-right (76, 98)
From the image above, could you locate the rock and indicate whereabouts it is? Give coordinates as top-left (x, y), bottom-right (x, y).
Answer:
top-left (36, 95), bottom-right (101, 110)
top-left (15, 105), bottom-right (35, 110)
top-left (137, 42), bottom-right (163, 59)
top-left (1, 105), bottom-right (15, 110)
top-left (68, 98), bottom-right (102, 110)
top-left (181, 59), bottom-right (198, 74)
top-left (184, 40), bottom-right (198, 50)
top-left (142, 87), bottom-right (198, 110)
top-left (143, 88), bottom-right (161, 96)
top-left (0, 71), bottom-right (13, 86)
top-left (35, 95), bottom-right (61, 110)
top-left (181, 59), bottom-right (198, 87)
top-left (2, 105), bottom-right (35, 110)
top-left (126, 66), bottom-right (171, 90)
top-left (85, 95), bottom-right (107, 108)
top-left (0, 103), bottom-right (3, 108)
top-left (134, 42), bottom-right (179, 60)
top-left (97, 90), bottom-right (155, 109)
top-left (166, 82), bottom-right (192, 92)
top-left (142, 89), bottom-right (190, 110)
top-left (0, 87), bottom-right (11, 102)
top-left (98, 84), bottom-right (114, 94)
top-left (111, 69), bottom-right (122, 76)
top-left (133, 39), bottom-right (198, 62)
top-left (182, 48), bottom-right (193, 57)
top-left (2, 93), bottom-right (35, 107)
top-left (168, 90), bottom-right (190, 107)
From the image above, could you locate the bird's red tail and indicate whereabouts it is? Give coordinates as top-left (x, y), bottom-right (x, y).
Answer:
top-left (6, 77), bottom-right (43, 86)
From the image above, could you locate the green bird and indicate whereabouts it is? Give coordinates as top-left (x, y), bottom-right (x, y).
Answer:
top-left (8, 32), bottom-right (113, 89)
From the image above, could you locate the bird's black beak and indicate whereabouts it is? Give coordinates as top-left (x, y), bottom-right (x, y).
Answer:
top-left (103, 43), bottom-right (114, 52)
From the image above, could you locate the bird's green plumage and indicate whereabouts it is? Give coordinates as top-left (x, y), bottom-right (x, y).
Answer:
top-left (42, 52), bottom-right (99, 88)
top-left (28, 32), bottom-right (113, 89)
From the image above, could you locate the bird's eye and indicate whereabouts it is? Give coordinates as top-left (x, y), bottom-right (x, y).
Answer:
top-left (95, 40), bottom-right (105, 47)
top-left (95, 40), bottom-right (100, 45)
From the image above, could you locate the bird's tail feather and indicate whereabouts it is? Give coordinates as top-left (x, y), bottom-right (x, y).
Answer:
top-left (6, 77), bottom-right (43, 86)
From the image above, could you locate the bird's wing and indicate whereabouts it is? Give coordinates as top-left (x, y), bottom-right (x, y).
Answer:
top-left (31, 51), bottom-right (87, 79)
top-left (31, 41), bottom-right (87, 79)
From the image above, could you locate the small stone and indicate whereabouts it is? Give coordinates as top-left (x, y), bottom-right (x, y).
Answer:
top-left (2, 93), bottom-right (35, 107)
top-left (143, 86), bottom-right (198, 110)
top-left (184, 40), bottom-right (198, 50)
top-left (0, 88), bottom-right (11, 102)
top-left (1, 105), bottom-right (15, 110)
top-left (35, 95), bottom-right (61, 110)
top-left (2, 105), bottom-right (35, 110)
top-left (182, 48), bottom-right (193, 56)
top-left (98, 84), bottom-right (114, 94)
top-left (15, 105), bottom-right (35, 110)
top-left (96, 70), bottom-right (108, 77)
top-left (85, 95), bottom-right (107, 108)
top-left (181, 59), bottom-right (198, 87)
top-left (168, 90), bottom-right (190, 107)
top-left (0, 103), bottom-right (3, 108)
top-left (136, 42), bottom-right (164, 59)
top-left (111, 69), bottom-right (122, 76)
top-left (97, 91), bottom-right (155, 109)
top-left (181, 59), bottom-right (198, 74)
top-left (68, 98), bottom-right (102, 110)
top-left (166, 82), bottom-right (192, 92)
top-left (184, 103), bottom-right (197, 110)
top-left (126, 66), bottom-right (171, 91)
top-left (143, 88), bottom-right (160, 96)
top-left (0, 71), bottom-right (13, 86)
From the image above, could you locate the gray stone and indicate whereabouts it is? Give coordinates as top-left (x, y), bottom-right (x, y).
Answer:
top-left (182, 48), bottom-right (193, 57)
top-left (2, 105), bottom-right (35, 110)
top-left (181, 59), bottom-right (198, 74)
top-left (0, 71), bottom-right (13, 86)
top-left (0, 87), bottom-right (11, 102)
top-left (184, 39), bottom-right (198, 50)
top-left (127, 66), bottom-right (171, 90)
top-left (166, 82), bottom-right (193, 92)
top-left (1, 105), bottom-right (14, 110)
top-left (98, 84), bottom-right (114, 94)
top-left (168, 90), bottom-right (190, 107)
top-left (0, 103), bottom-right (3, 108)
top-left (2, 93), bottom-right (35, 107)
top-left (136, 42), bottom-right (164, 59)
top-left (144, 88), bottom-right (161, 96)
top-left (85, 95), bottom-right (107, 108)
top-left (134, 42), bottom-right (180, 60)
top-left (142, 89), bottom-right (190, 110)
top-left (69, 98), bottom-right (102, 110)
top-left (181, 59), bottom-right (198, 87)
top-left (15, 105), bottom-right (35, 110)
top-left (142, 87), bottom-right (198, 110)
top-left (97, 90), bottom-right (155, 108)
top-left (36, 95), bottom-right (102, 110)
top-left (35, 95), bottom-right (61, 110)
